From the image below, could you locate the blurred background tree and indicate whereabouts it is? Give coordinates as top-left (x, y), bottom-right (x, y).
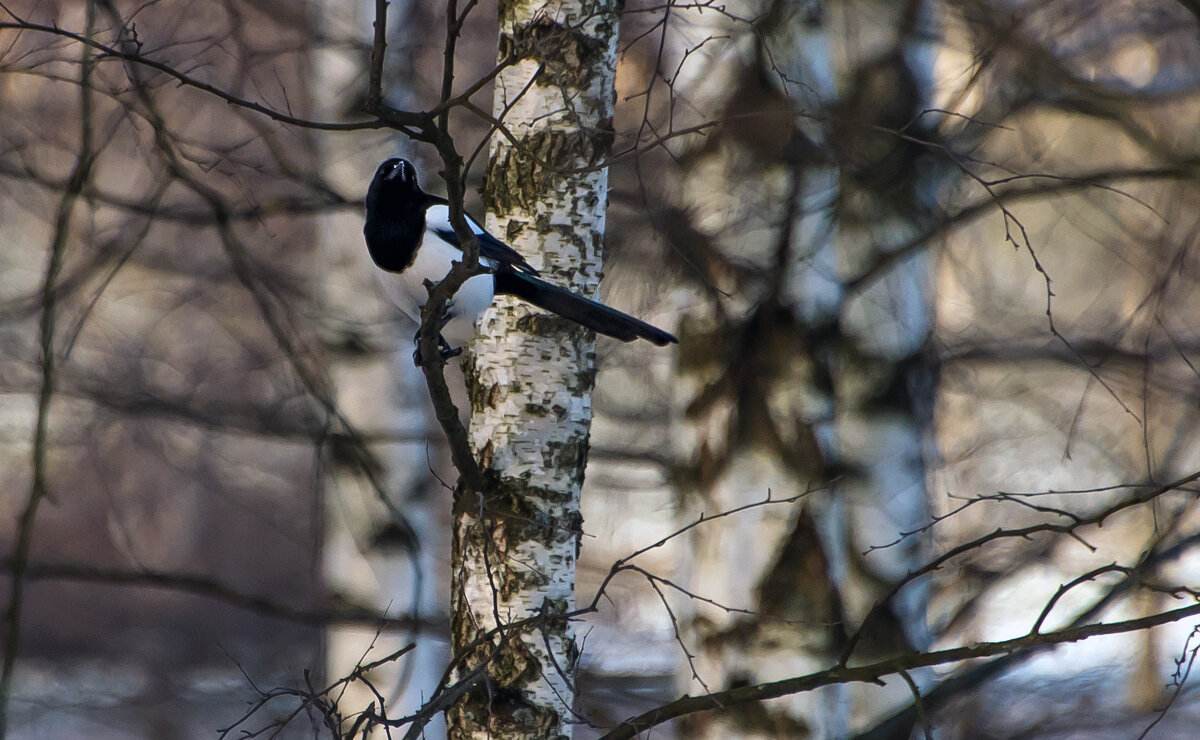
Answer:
top-left (4, 0), bottom-right (1200, 738)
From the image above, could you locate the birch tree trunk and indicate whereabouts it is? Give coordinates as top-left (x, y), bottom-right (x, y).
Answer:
top-left (448, 1), bottom-right (619, 736)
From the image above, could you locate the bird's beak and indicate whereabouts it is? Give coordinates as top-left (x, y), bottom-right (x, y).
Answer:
top-left (385, 161), bottom-right (406, 182)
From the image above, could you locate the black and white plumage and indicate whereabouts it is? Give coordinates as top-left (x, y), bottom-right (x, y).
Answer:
top-left (363, 157), bottom-right (677, 358)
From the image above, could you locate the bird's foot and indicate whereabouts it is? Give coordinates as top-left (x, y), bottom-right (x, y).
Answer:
top-left (411, 332), bottom-right (463, 367)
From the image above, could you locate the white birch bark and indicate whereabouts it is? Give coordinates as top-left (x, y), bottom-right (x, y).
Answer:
top-left (449, 1), bottom-right (620, 737)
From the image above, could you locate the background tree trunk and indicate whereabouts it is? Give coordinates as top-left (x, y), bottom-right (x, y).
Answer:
top-left (312, 1), bottom-right (454, 733)
top-left (670, 1), bottom-right (940, 735)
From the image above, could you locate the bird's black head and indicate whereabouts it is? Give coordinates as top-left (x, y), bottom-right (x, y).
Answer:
top-left (371, 157), bottom-right (422, 197)
top-left (364, 157), bottom-right (430, 272)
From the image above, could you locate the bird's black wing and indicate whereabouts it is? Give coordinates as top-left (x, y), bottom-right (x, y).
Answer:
top-left (425, 201), bottom-right (539, 275)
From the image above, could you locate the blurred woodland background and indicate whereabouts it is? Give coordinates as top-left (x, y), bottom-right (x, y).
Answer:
top-left (4, 0), bottom-right (1200, 737)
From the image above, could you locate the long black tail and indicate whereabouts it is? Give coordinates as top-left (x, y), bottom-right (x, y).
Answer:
top-left (494, 270), bottom-right (677, 346)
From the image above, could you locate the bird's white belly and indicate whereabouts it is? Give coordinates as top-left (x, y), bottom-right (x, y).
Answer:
top-left (378, 235), bottom-right (495, 348)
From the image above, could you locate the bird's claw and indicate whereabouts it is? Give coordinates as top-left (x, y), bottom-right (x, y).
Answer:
top-left (411, 331), bottom-right (463, 367)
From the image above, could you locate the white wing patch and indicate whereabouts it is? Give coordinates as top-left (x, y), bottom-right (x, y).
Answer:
top-left (424, 205), bottom-right (489, 236)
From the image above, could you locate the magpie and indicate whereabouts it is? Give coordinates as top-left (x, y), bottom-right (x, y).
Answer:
top-left (363, 157), bottom-right (677, 362)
